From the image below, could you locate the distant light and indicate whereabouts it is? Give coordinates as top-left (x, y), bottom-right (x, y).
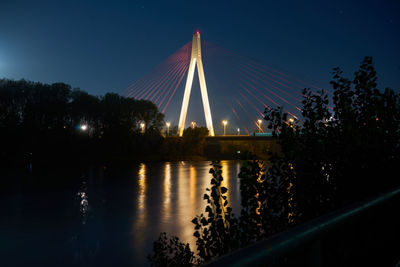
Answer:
top-left (166, 122), bottom-right (171, 136)
top-left (196, 30), bottom-right (200, 34)
top-left (140, 122), bottom-right (145, 134)
top-left (257, 119), bottom-right (263, 133)
top-left (222, 120), bottom-right (228, 125)
top-left (81, 125), bottom-right (88, 131)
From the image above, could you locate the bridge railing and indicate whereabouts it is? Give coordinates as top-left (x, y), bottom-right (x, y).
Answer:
top-left (206, 187), bottom-right (400, 266)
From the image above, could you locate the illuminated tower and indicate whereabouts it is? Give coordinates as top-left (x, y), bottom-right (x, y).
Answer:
top-left (177, 31), bottom-right (215, 136)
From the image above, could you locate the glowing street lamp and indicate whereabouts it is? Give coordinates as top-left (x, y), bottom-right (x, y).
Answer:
top-left (257, 119), bottom-right (262, 133)
top-left (191, 121), bottom-right (196, 129)
top-left (166, 122), bottom-right (170, 136)
top-left (288, 117), bottom-right (294, 128)
top-left (140, 122), bottom-right (145, 134)
top-left (222, 120), bottom-right (228, 135)
top-left (80, 124), bottom-right (88, 131)
top-left (237, 128), bottom-right (240, 135)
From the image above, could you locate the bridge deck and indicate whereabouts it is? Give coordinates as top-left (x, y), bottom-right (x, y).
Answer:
top-left (205, 135), bottom-right (279, 159)
top-left (206, 135), bottom-right (275, 141)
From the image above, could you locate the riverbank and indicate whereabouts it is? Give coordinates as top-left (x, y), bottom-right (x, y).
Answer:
top-left (0, 134), bottom-right (280, 170)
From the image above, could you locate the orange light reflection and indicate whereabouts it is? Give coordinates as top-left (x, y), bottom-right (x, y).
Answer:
top-left (163, 162), bottom-right (171, 220)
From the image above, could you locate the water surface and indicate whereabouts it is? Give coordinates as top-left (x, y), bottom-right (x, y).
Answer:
top-left (1, 160), bottom-right (243, 266)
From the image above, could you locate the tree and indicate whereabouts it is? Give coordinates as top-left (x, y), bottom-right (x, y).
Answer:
top-left (264, 56), bottom-right (400, 222)
top-left (69, 89), bottom-right (101, 129)
top-left (149, 57), bottom-right (400, 264)
top-left (182, 127), bottom-right (209, 156)
top-left (0, 79), bottom-right (166, 164)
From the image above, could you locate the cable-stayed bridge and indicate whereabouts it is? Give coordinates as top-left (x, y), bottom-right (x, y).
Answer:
top-left (122, 32), bottom-right (329, 136)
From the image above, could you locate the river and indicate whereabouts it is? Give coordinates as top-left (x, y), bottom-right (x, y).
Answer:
top-left (0, 160), bottom-right (244, 266)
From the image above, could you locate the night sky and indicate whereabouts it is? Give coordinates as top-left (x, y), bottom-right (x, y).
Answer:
top-left (1, 0), bottom-right (399, 130)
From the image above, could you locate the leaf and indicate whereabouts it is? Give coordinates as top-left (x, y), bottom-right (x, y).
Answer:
top-left (205, 206), bottom-right (212, 213)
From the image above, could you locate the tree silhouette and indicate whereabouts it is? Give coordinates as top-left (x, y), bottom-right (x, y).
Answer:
top-left (0, 79), bottom-right (165, 165)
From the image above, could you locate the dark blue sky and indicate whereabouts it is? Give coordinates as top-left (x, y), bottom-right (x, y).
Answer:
top-left (1, 0), bottom-right (399, 94)
top-left (1, 0), bottom-right (399, 132)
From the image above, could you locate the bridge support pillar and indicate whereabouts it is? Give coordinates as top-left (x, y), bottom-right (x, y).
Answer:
top-left (177, 32), bottom-right (215, 136)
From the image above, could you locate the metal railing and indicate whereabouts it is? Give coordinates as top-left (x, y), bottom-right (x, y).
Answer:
top-left (206, 187), bottom-right (400, 266)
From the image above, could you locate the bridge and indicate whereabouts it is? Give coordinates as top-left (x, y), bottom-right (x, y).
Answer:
top-left (205, 135), bottom-right (280, 159)
top-left (122, 31), bottom-right (328, 136)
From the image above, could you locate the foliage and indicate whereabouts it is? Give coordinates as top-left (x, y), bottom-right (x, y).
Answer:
top-left (238, 159), bottom-right (294, 245)
top-left (148, 232), bottom-right (197, 267)
top-left (182, 126), bottom-right (209, 155)
top-left (265, 56), bottom-right (400, 221)
top-left (160, 127), bottom-right (209, 159)
top-left (0, 79), bottom-right (165, 165)
top-left (150, 57), bottom-right (400, 265)
top-left (148, 161), bottom-right (240, 265)
top-left (191, 161), bottom-right (240, 262)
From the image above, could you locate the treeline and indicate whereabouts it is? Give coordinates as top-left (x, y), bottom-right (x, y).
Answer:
top-left (0, 79), bottom-right (164, 166)
top-left (161, 127), bottom-right (210, 160)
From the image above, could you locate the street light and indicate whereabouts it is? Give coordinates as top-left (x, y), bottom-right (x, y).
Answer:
top-left (288, 117), bottom-right (294, 128)
top-left (191, 121), bottom-right (196, 129)
top-left (222, 120), bottom-right (228, 135)
top-left (166, 122), bottom-right (170, 136)
top-left (140, 122), bottom-right (145, 134)
top-left (80, 124), bottom-right (88, 131)
top-left (257, 119), bottom-right (262, 133)
top-left (237, 128), bottom-right (240, 135)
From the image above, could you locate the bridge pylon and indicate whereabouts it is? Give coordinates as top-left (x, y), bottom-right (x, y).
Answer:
top-left (177, 31), bottom-right (215, 136)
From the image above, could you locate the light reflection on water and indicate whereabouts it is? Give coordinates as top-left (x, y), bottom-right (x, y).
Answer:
top-left (1, 160), bottom-right (243, 266)
top-left (190, 164), bottom-right (196, 211)
top-left (132, 162), bottom-right (148, 259)
top-left (221, 160), bottom-right (230, 203)
top-left (162, 162), bottom-right (171, 221)
top-left (77, 180), bottom-right (89, 225)
top-left (156, 161), bottom-right (242, 252)
top-left (136, 163), bottom-right (147, 218)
